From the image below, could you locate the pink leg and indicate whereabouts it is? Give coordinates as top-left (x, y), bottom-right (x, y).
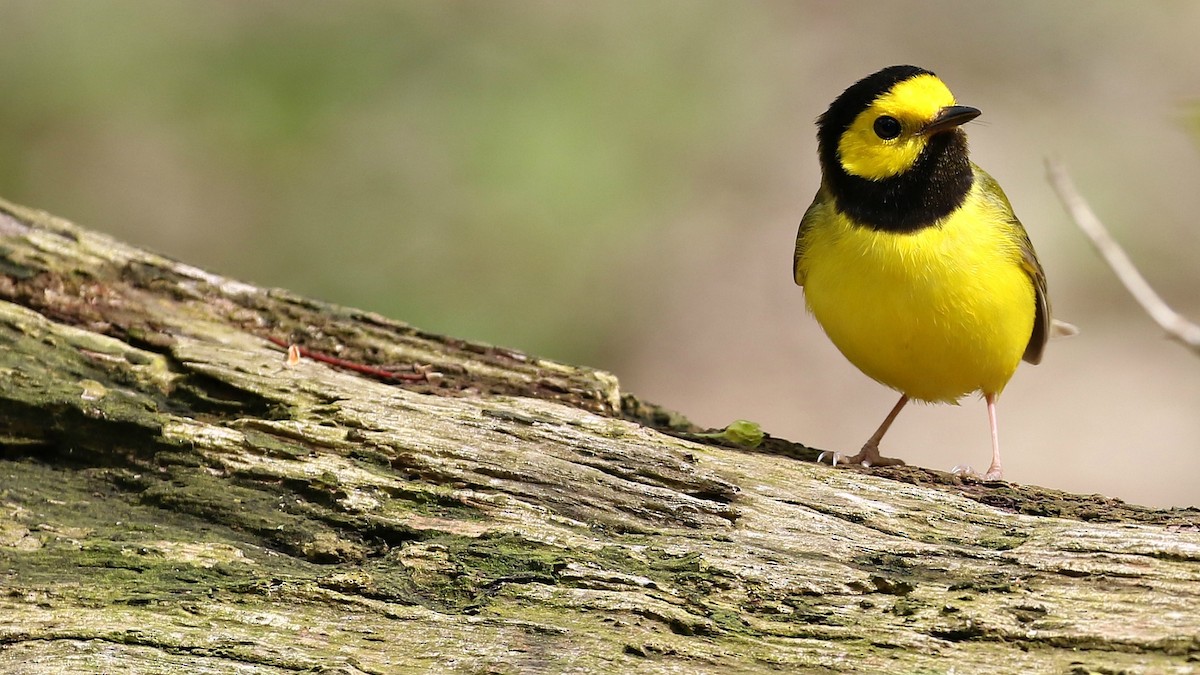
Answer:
top-left (821, 394), bottom-right (909, 468)
top-left (983, 392), bottom-right (1003, 480)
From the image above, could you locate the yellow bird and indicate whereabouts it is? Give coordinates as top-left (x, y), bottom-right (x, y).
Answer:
top-left (794, 65), bottom-right (1061, 480)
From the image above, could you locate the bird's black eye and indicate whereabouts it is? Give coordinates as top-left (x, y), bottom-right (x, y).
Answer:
top-left (873, 115), bottom-right (902, 140)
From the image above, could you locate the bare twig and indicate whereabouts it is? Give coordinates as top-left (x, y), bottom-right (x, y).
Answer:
top-left (1046, 158), bottom-right (1200, 356)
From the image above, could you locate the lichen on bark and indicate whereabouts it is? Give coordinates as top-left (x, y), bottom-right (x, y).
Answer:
top-left (0, 197), bottom-right (1198, 674)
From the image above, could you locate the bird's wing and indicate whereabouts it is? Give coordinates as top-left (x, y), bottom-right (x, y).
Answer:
top-left (793, 187), bottom-right (827, 286)
top-left (975, 168), bottom-right (1050, 365)
top-left (1017, 226), bottom-right (1051, 365)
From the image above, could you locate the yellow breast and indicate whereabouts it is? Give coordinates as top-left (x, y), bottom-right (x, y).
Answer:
top-left (799, 179), bottom-right (1035, 403)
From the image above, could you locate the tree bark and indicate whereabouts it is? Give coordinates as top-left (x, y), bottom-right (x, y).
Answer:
top-left (0, 196), bottom-right (1197, 674)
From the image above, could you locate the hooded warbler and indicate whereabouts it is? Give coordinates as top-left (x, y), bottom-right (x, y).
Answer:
top-left (793, 65), bottom-right (1062, 480)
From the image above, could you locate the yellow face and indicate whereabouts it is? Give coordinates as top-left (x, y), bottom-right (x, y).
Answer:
top-left (836, 74), bottom-right (957, 181)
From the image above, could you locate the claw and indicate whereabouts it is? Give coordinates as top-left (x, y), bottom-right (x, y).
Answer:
top-left (819, 451), bottom-right (862, 468)
top-left (951, 464), bottom-right (1004, 481)
top-left (950, 464), bottom-right (976, 477)
top-left (819, 448), bottom-right (906, 469)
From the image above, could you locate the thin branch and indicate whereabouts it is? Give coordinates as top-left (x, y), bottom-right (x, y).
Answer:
top-left (1046, 158), bottom-right (1200, 356)
top-left (264, 335), bottom-right (432, 381)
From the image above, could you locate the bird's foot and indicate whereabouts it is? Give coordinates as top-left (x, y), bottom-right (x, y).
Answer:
top-left (819, 443), bottom-right (906, 469)
top-left (950, 464), bottom-right (1004, 481)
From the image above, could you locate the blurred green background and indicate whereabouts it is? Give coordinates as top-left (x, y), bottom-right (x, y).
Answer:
top-left (2, 1), bottom-right (1197, 507)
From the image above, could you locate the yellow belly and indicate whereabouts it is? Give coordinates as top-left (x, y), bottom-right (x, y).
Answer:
top-left (800, 194), bottom-right (1035, 403)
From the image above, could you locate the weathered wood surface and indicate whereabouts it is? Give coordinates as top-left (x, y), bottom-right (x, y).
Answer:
top-left (0, 197), bottom-right (1197, 674)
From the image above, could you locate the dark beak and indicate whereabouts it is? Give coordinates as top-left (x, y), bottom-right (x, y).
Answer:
top-left (922, 105), bottom-right (981, 135)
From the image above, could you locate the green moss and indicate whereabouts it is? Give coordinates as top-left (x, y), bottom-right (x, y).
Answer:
top-left (891, 598), bottom-right (921, 617)
top-left (947, 573), bottom-right (1014, 594)
top-left (975, 532), bottom-right (1028, 551)
top-left (0, 461), bottom-right (313, 605)
top-left (135, 468), bottom-right (342, 562)
top-left (410, 532), bottom-right (569, 611)
top-left (239, 427), bottom-right (313, 460)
